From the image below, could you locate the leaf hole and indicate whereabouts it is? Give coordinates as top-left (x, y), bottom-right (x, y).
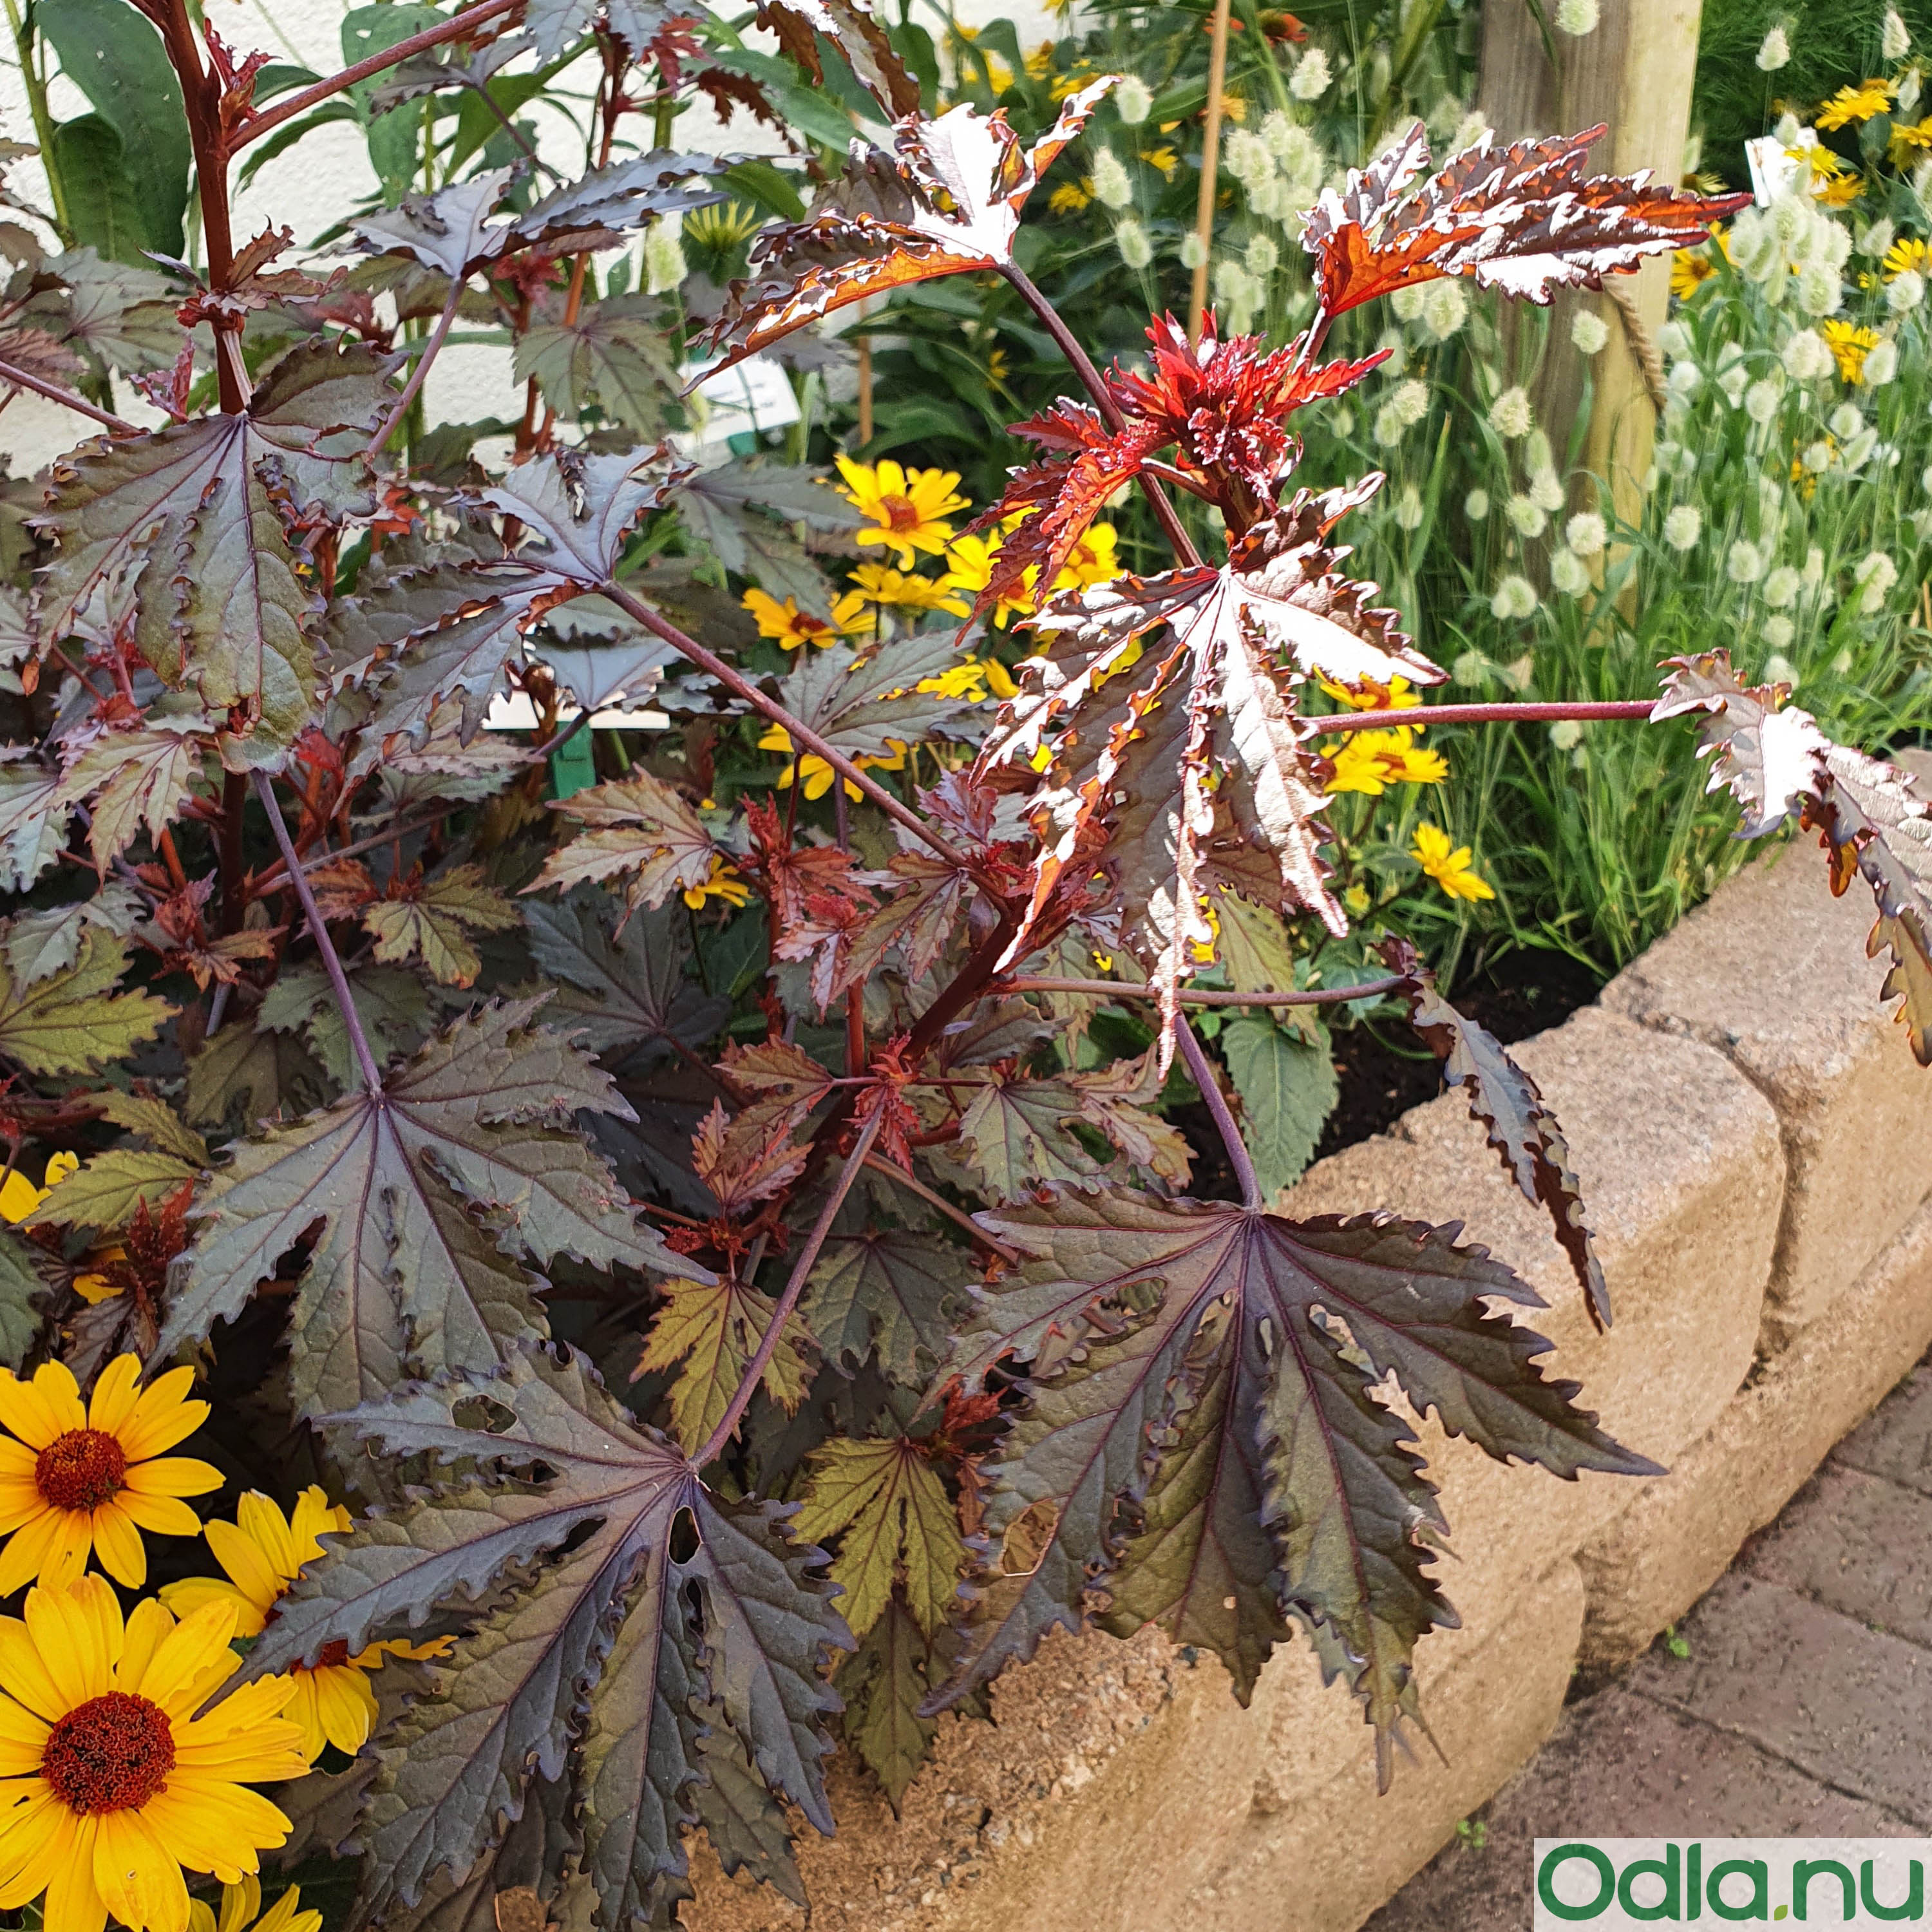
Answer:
top-left (998, 1499), bottom-right (1057, 1575)
top-left (669, 1504), bottom-right (701, 1564)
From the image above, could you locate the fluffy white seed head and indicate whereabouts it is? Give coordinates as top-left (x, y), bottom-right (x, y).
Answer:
top-left (1115, 218), bottom-right (1153, 269)
top-left (1092, 148), bottom-right (1134, 210)
top-left (1506, 493), bottom-right (1548, 537)
top-left (1727, 539), bottom-right (1766, 584)
top-left (1756, 25), bottom-right (1790, 69)
top-left (1490, 573), bottom-right (1539, 620)
top-left (1115, 75), bottom-right (1154, 125)
top-left (1571, 308), bottom-right (1611, 355)
top-left (1290, 48), bottom-right (1332, 99)
top-left (1663, 504), bottom-right (1703, 551)
top-left (1763, 565), bottom-right (1803, 608)
top-left (1566, 511), bottom-right (1607, 556)
top-left (1551, 549), bottom-right (1591, 596)
top-left (1464, 488), bottom-right (1491, 522)
top-left (1489, 385), bottom-right (1535, 439)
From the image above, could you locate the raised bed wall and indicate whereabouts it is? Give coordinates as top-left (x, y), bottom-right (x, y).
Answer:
top-left (690, 772), bottom-right (1932, 1932)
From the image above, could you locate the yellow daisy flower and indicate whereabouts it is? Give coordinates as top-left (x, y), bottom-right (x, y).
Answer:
top-left (939, 534), bottom-right (1035, 628)
top-left (833, 457), bottom-right (970, 567)
top-left (160, 1489), bottom-right (449, 1763)
top-left (742, 587), bottom-right (870, 651)
top-left (1815, 173), bottom-right (1865, 206)
top-left (0, 1357), bottom-right (219, 1595)
top-left (1053, 521), bottom-right (1122, 592)
top-left (1140, 146), bottom-right (1179, 176)
top-left (681, 858), bottom-right (752, 912)
top-left (0, 1154), bottom-right (77, 1226)
top-left (1816, 78), bottom-right (1895, 129)
top-left (985, 346), bottom-right (1010, 384)
top-left (1318, 672), bottom-right (1423, 713)
top-left (846, 564), bottom-right (971, 616)
top-left (1047, 178), bottom-right (1094, 215)
top-left (189, 1876), bottom-right (320, 1932)
top-left (1822, 318), bottom-right (1881, 382)
top-left (1325, 727), bottom-right (1449, 796)
top-left (914, 659), bottom-right (1020, 703)
top-left (1890, 115), bottom-right (1932, 159)
top-left (1671, 248), bottom-right (1717, 299)
top-left (1885, 234), bottom-right (1930, 278)
top-left (757, 726), bottom-right (904, 800)
top-left (1411, 822), bottom-right (1495, 902)
top-left (0, 1574), bottom-right (310, 1932)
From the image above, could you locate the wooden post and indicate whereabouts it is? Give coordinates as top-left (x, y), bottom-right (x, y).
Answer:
top-left (1479, 0), bottom-right (1704, 520)
top-left (1190, 0), bottom-right (1233, 345)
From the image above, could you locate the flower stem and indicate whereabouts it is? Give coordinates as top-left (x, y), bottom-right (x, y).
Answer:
top-left (366, 274), bottom-right (465, 459)
top-left (1004, 974), bottom-right (1405, 1007)
top-left (1175, 1013), bottom-right (1262, 1210)
top-left (252, 771), bottom-right (385, 1095)
top-left (0, 357), bottom-right (134, 433)
top-left (694, 1108), bottom-right (883, 1468)
top-left (998, 260), bottom-right (1202, 567)
top-left (596, 579), bottom-right (1003, 895)
top-left (1309, 699), bottom-right (1657, 734)
top-left (232, 0), bottom-right (522, 151)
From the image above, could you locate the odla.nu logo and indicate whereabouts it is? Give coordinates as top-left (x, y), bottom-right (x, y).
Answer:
top-left (1533, 1840), bottom-right (1930, 1925)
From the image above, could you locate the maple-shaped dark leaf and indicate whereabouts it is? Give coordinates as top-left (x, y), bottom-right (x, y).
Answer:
top-left (0, 930), bottom-right (172, 1075)
top-left (527, 0), bottom-right (676, 61)
top-left (689, 1707), bottom-right (808, 1909)
top-left (478, 447), bottom-right (689, 587)
top-left (1381, 940), bottom-right (1610, 1330)
top-left (158, 998), bottom-right (697, 1414)
top-left (985, 316), bottom-right (1388, 605)
top-left (354, 158), bottom-right (726, 282)
top-left (700, 80), bottom-right (1116, 375)
top-left (231, 1345), bottom-right (849, 1931)
top-left (800, 1200), bottom-right (974, 1385)
top-left (34, 341), bottom-right (392, 760)
top-left (1302, 121), bottom-right (1748, 319)
top-left (753, 0), bottom-right (920, 115)
top-left (929, 1188), bottom-right (1654, 1776)
top-left (30, 249), bottom-right (179, 375)
top-left (977, 482), bottom-right (1440, 1044)
top-left (1656, 650), bottom-right (1932, 1065)
top-left (0, 1228), bottom-right (47, 1367)
top-left (674, 463), bottom-right (866, 616)
top-left (0, 756), bottom-right (71, 894)
top-left (256, 961), bottom-right (433, 1093)
top-left (531, 770), bottom-right (719, 914)
top-left (513, 296), bottom-right (678, 434)
top-left (524, 891), bottom-right (730, 1062)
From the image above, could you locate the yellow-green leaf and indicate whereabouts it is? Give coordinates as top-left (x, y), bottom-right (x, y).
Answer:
top-left (0, 931), bottom-right (171, 1075)
top-left (636, 1274), bottom-right (813, 1454)
top-left (791, 1437), bottom-right (963, 1638)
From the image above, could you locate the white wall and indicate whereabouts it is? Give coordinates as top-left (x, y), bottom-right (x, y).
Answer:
top-left (0, 0), bottom-right (1063, 474)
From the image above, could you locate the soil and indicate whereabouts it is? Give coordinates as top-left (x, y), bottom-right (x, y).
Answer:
top-left (1175, 950), bottom-right (1605, 1203)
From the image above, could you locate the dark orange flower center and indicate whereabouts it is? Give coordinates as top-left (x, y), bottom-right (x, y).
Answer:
top-left (35, 1429), bottom-right (127, 1511)
top-left (42, 1692), bottom-right (175, 1814)
top-left (878, 493), bottom-right (924, 533)
top-left (316, 1640), bottom-right (352, 1669)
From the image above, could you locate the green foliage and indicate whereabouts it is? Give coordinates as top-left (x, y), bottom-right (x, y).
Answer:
top-left (0, 8), bottom-right (1916, 1932)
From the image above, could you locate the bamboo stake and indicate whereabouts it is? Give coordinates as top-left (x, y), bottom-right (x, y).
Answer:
top-left (1189, 0), bottom-right (1234, 346)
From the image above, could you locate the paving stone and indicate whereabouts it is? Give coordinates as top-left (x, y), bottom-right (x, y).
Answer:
top-left (1603, 828), bottom-right (1932, 1337)
top-left (1577, 1197), bottom-right (1932, 1672)
top-left (1627, 1572), bottom-right (1932, 1826)
top-left (1743, 1461), bottom-right (1932, 1646)
top-left (1361, 1687), bottom-right (1911, 1932)
top-left (1836, 1361), bottom-right (1932, 1497)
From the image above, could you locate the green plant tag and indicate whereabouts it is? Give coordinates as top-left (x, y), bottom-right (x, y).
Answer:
top-left (549, 731), bottom-right (598, 800)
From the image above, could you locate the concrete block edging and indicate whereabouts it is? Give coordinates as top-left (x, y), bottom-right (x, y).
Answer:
top-left (688, 821), bottom-right (1932, 1932)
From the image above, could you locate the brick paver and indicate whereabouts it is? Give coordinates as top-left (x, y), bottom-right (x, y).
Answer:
top-left (1364, 1350), bottom-right (1932, 1929)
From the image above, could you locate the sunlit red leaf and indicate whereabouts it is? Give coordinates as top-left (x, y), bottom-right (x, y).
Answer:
top-left (1657, 650), bottom-right (1932, 1066)
top-left (981, 316), bottom-right (1388, 611)
top-left (699, 79), bottom-right (1117, 376)
top-left (1303, 121), bottom-right (1750, 317)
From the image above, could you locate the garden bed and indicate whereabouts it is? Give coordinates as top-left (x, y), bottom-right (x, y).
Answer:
top-left (687, 787), bottom-right (1932, 1932)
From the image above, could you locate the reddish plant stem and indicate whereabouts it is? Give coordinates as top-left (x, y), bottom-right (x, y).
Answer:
top-left (862, 1154), bottom-right (1019, 1262)
top-left (1175, 1012), bottom-right (1262, 1211)
top-left (217, 772), bottom-right (248, 935)
top-left (596, 580), bottom-right (1003, 893)
top-left (694, 1108), bottom-right (884, 1469)
top-left (0, 360), bottom-right (135, 433)
top-left (998, 260), bottom-right (1202, 568)
top-left (367, 274), bottom-right (466, 459)
top-left (252, 808), bottom-right (446, 896)
top-left (231, 0), bottom-right (522, 151)
top-left (153, 0), bottom-right (244, 413)
top-left (1310, 699), bottom-right (1656, 734)
top-left (252, 772), bottom-right (386, 1095)
top-left (1004, 974), bottom-right (1406, 1007)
